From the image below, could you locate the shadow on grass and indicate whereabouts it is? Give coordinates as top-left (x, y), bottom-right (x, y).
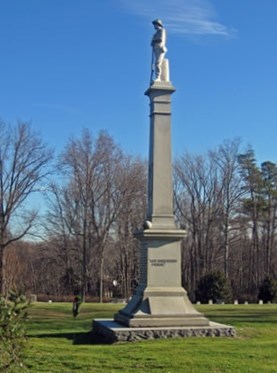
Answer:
top-left (31, 331), bottom-right (113, 345)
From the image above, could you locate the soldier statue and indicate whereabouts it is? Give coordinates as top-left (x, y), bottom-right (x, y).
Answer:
top-left (151, 19), bottom-right (167, 81)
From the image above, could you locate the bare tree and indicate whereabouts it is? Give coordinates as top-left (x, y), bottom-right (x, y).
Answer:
top-left (44, 130), bottom-right (147, 301)
top-left (174, 152), bottom-right (222, 292)
top-left (113, 157), bottom-right (147, 299)
top-left (210, 139), bottom-right (244, 278)
top-left (44, 182), bottom-right (80, 294)
top-left (0, 121), bottom-right (52, 294)
top-left (51, 129), bottom-right (129, 301)
top-left (174, 140), bottom-right (244, 295)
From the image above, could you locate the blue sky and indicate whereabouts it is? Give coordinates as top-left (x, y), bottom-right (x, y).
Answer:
top-left (1, 0), bottom-right (277, 164)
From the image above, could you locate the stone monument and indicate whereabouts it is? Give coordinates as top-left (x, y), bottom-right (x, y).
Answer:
top-left (92, 20), bottom-right (235, 342)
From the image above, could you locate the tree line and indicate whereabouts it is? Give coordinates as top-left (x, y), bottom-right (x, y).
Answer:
top-left (1, 121), bottom-right (276, 302)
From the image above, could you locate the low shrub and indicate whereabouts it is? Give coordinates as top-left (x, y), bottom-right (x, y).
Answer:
top-left (0, 291), bottom-right (29, 371)
top-left (195, 271), bottom-right (233, 304)
top-left (258, 277), bottom-right (277, 303)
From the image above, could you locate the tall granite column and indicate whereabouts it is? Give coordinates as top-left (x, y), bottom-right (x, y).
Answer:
top-left (114, 74), bottom-right (209, 328)
top-left (146, 81), bottom-right (176, 229)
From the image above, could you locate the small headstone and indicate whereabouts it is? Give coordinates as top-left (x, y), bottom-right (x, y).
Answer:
top-left (259, 300), bottom-right (263, 305)
top-left (244, 301), bottom-right (248, 305)
top-left (29, 294), bottom-right (37, 303)
top-left (208, 300), bottom-right (213, 305)
top-left (48, 300), bottom-right (52, 303)
top-left (234, 300), bottom-right (238, 305)
top-left (196, 301), bottom-right (201, 305)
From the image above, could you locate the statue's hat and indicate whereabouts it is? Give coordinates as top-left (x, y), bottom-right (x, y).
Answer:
top-left (152, 19), bottom-right (163, 27)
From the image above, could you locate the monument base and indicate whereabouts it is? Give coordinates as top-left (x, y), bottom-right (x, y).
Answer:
top-left (92, 319), bottom-right (236, 343)
top-left (114, 285), bottom-right (210, 328)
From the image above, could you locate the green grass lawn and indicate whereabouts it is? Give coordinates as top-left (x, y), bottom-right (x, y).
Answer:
top-left (18, 302), bottom-right (277, 372)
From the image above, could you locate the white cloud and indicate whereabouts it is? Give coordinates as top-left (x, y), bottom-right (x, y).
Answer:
top-left (120, 0), bottom-right (237, 38)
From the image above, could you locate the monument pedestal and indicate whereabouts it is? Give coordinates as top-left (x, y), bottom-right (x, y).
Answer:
top-left (114, 228), bottom-right (209, 328)
top-left (92, 78), bottom-right (235, 342)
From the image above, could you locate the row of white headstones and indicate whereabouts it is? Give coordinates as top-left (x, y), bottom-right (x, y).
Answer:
top-left (195, 300), bottom-right (272, 305)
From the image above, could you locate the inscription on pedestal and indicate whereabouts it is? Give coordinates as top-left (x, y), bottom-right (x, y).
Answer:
top-left (148, 242), bottom-right (181, 287)
top-left (150, 259), bottom-right (177, 267)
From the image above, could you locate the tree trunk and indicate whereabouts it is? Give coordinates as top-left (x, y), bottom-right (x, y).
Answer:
top-left (0, 245), bottom-right (4, 295)
top-left (99, 256), bottom-right (104, 303)
top-left (224, 214), bottom-right (230, 279)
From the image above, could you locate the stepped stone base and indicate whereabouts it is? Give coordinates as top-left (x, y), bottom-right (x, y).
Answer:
top-left (92, 319), bottom-right (236, 343)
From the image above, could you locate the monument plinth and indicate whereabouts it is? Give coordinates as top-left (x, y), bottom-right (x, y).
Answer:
top-left (92, 20), bottom-right (235, 342)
